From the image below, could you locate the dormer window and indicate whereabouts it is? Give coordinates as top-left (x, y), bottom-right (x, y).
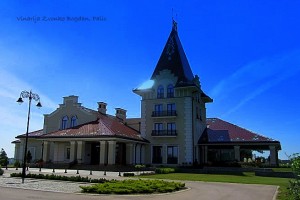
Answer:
top-left (70, 116), bottom-right (77, 127)
top-left (167, 84), bottom-right (174, 98)
top-left (61, 116), bottom-right (69, 130)
top-left (157, 85), bottom-right (164, 99)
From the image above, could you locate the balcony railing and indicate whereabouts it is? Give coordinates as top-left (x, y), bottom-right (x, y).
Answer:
top-left (151, 130), bottom-right (177, 136)
top-left (152, 110), bottom-right (177, 117)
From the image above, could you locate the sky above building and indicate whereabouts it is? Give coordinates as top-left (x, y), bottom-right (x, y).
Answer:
top-left (0, 1), bottom-right (299, 159)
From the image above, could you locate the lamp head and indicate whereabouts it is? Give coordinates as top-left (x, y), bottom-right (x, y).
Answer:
top-left (36, 101), bottom-right (42, 108)
top-left (16, 97), bottom-right (24, 104)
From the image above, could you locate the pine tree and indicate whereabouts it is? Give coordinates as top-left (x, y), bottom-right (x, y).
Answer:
top-left (0, 148), bottom-right (9, 167)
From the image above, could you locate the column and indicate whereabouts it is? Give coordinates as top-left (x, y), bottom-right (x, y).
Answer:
top-left (77, 141), bottom-right (85, 164)
top-left (53, 142), bottom-right (59, 163)
top-left (234, 146), bottom-right (240, 161)
top-left (107, 141), bottom-right (116, 165)
top-left (19, 142), bottom-right (24, 162)
top-left (100, 141), bottom-right (107, 165)
top-left (204, 146), bottom-right (208, 163)
top-left (162, 145), bottom-right (167, 164)
top-left (42, 141), bottom-right (49, 162)
top-left (126, 143), bottom-right (134, 165)
top-left (70, 141), bottom-right (77, 162)
top-left (269, 145), bottom-right (277, 166)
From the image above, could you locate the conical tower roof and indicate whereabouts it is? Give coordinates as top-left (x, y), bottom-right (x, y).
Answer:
top-left (151, 20), bottom-right (195, 87)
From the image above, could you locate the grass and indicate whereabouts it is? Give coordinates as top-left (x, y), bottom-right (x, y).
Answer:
top-left (80, 179), bottom-right (185, 194)
top-left (272, 168), bottom-right (293, 172)
top-left (140, 172), bottom-right (291, 200)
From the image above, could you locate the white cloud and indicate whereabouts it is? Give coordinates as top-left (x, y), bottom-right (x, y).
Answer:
top-left (210, 50), bottom-right (300, 117)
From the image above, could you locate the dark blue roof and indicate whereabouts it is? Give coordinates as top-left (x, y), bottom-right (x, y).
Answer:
top-left (151, 23), bottom-right (195, 86)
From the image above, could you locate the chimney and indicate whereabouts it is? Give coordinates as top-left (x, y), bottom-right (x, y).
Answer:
top-left (97, 102), bottom-right (107, 114)
top-left (115, 108), bottom-right (127, 122)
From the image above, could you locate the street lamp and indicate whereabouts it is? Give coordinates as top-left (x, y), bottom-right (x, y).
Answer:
top-left (17, 90), bottom-right (42, 183)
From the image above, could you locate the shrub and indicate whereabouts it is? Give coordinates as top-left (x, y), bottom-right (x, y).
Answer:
top-left (0, 168), bottom-right (3, 176)
top-left (155, 167), bottom-right (177, 174)
top-left (123, 172), bottom-right (135, 177)
top-left (10, 172), bottom-right (107, 183)
top-left (80, 179), bottom-right (185, 194)
top-left (288, 153), bottom-right (300, 200)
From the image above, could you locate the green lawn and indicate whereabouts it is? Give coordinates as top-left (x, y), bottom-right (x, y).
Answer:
top-left (140, 172), bottom-right (291, 200)
top-left (272, 168), bottom-right (293, 172)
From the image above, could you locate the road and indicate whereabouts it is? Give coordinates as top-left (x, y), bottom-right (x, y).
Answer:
top-left (0, 181), bottom-right (278, 200)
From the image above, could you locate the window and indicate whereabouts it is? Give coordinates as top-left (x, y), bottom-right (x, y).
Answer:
top-left (61, 116), bottom-right (69, 130)
top-left (153, 104), bottom-right (163, 116)
top-left (70, 116), bottom-right (77, 127)
top-left (167, 146), bottom-right (178, 164)
top-left (167, 84), bottom-right (174, 98)
top-left (154, 123), bottom-right (163, 131)
top-left (167, 103), bottom-right (176, 116)
top-left (152, 146), bottom-right (163, 164)
top-left (167, 123), bottom-right (176, 135)
top-left (157, 85), bottom-right (164, 98)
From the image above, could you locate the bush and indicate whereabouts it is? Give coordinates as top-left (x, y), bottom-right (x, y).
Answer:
top-left (80, 179), bottom-right (185, 194)
top-left (288, 153), bottom-right (300, 200)
top-left (0, 168), bottom-right (3, 176)
top-left (155, 167), bottom-right (177, 174)
top-left (123, 172), bottom-right (135, 177)
top-left (10, 173), bottom-right (107, 183)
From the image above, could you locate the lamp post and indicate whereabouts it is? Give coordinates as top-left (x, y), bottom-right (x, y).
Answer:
top-left (17, 90), bottom-right (42, 183)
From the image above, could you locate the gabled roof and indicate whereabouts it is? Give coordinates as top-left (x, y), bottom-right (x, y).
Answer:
top-left (16, 129), bottom-right (44, 139)
top-left (40, 113), bottom-right (147, 142)
top-left (151, 20), bottom-right (195, 87)
top-left (199, 118), bottom-right (280, 145)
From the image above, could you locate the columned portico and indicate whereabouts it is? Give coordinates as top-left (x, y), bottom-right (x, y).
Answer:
top-left (53, 142), bottom-right (59, 162)
top-left (269, 145), bottom-right (278, 166)
top-left (42, 141), bottom-right (49, 162)
top-left (107, 141), bottom-right (116, 165)
top-left (77, 141), bottom-right (85, 164)
top-left (70, 141), bottom-right (77, 162)
top-left (234, 146), bottom-right (240, 161)
top-left (100, 141), bottom-right (107, 165)
top-left (126, 143), bottom-right (134, 165)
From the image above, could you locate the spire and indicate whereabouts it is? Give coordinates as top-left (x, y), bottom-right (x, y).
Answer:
top-left (172, 19), bottom-right (177, 32)
top-left (151, 20), bottom-right (195, 87)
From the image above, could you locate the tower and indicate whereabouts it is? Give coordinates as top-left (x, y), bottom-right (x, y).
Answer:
top-left (133, 20), bottom-right (212, 165)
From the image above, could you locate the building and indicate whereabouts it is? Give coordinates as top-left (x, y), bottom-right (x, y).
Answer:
top-left (12, 21), bottom-right (281, 167)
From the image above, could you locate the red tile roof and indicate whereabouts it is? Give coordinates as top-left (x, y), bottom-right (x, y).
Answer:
top-left (16, 129), bottom-right (44, 139)
top-left (40, 113), bottom-right (147, 142)
top-left (202, 118), bottom-right (278, 143)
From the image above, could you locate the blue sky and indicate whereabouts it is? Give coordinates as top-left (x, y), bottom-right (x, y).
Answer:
top-left (0, 1), bottom-right (299, 159)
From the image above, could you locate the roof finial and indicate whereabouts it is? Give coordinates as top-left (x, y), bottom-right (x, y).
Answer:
top-left (172, 8), bottom-right (178, 32)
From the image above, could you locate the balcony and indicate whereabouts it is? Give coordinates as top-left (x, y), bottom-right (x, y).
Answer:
top-left (151, 130), bottom-right (177, 137)
top-left (152, 110), bottom-right (177, 117)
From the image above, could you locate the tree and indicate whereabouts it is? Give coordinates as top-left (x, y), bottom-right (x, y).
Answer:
top-left (0, 148), bottom-right (9, 167)
top-left (26, 150), bottom-right (32, 163)
top-left (288, 153), bottom-right (300, 200)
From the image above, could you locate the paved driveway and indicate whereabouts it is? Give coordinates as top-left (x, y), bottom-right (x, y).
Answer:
top-left (0, 168), bottom-right (278, 200)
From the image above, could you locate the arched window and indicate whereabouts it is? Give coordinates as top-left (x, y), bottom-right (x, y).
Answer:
top-left (70, 116), bottom-right (77, 127)
top-left (167, 84), bottom-right (174, 98)
top-left (61, 116), bottom-right (69, 130)
top-left (157, 85), bottom-right (164, 98)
